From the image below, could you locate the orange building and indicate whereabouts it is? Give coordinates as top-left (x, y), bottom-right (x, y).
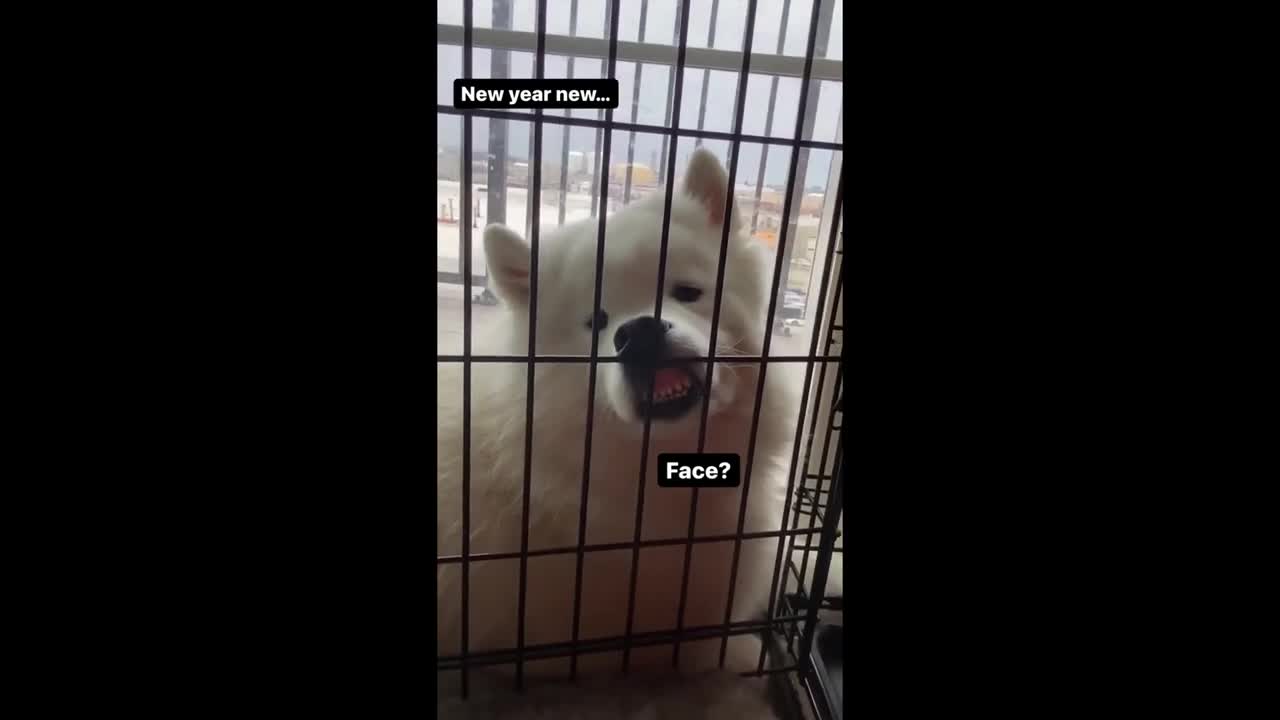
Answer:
top-left (609, 163), bottom-right (657, 186)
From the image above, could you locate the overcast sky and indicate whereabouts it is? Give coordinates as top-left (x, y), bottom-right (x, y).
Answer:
top-left (437, 0), bottom-right (843, 190)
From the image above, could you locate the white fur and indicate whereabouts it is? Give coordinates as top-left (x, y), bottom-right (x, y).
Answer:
top-left (437, 149), bottom-right (797, 683)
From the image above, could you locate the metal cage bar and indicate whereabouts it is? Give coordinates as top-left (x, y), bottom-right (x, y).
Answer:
top-left (656, 3), bottom-right (681, 186)
top-left (622, 0), bottom-right (694, 673)
top-left (796, 420), bottom-right (844, 720)
top-left (437, 0), bottom-right (842, 289)
top-left (693, 0), bottom-right (720, 148)
top-left (436, 525), bottom-right (831, 566)
top-left (752, 0), bottom-right (834, 671)
top-left (512, 0), bottom-right (549, 690)
top-left (749, 0), bottom-right (792, 236)
top-left (437, 0), bottom-right (845, 714)
top-left (589, 0), bottom-right (613, 219)
top-left (676, 0), bottom-right (759, 668)
top-left (771, 0), bottom-right (838, 335)
top-left (620, 0), bottom-right (649, 205)
top-left (791, 271), bottom-right (844, 595)
top-left (438, 614), bottom-right (807, 671)
top-left (438, 105), bottom-right (842, 152)
top-left (436, 354), bottom-right (841, 363)
top-left (569, 0), bottom-right (622, 682)
top-left (555, 0), bottom-right (580, 227)
top-left (758, 170), bottom-right (842, 675)
top-left (436, 24), bottom-right (844, 82)
top-left (458, 0), bottom-right (475, 698)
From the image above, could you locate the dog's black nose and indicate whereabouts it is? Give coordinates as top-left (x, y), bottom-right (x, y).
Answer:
top-left (613, 316), bottom-right (672, 359)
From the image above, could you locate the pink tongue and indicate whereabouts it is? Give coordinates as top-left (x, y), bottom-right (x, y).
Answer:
top-left (654, 368), bottom-right (686, 394)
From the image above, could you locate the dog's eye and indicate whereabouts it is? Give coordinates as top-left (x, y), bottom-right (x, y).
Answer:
top-left (585, 309), bottom-right (609, 330)
top-left (672, 285), bottom-right (703, 303)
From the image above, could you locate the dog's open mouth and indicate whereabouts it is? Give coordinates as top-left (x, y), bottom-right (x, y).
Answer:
top-left (628, 362), bottom-right (703, 421)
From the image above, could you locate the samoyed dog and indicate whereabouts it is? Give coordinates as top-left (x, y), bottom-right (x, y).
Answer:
top-left (437, 149), bottom-right (798, 684)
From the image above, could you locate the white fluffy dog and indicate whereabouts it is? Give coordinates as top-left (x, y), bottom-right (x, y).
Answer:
top-left (437, 149), bottom-right (797, 685)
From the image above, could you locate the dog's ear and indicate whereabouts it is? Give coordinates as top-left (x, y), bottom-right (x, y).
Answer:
top-left (682, 147), bottom-right (743, 234)
top-left (482, 223), bottom-right (531, 305)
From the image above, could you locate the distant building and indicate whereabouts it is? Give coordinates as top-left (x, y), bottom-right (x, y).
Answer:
top-left (609, 163), bottom-right (656, 186)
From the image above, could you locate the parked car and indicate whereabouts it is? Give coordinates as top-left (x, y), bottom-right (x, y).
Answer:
top-left (778, 289), bottom-right (807, 336)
